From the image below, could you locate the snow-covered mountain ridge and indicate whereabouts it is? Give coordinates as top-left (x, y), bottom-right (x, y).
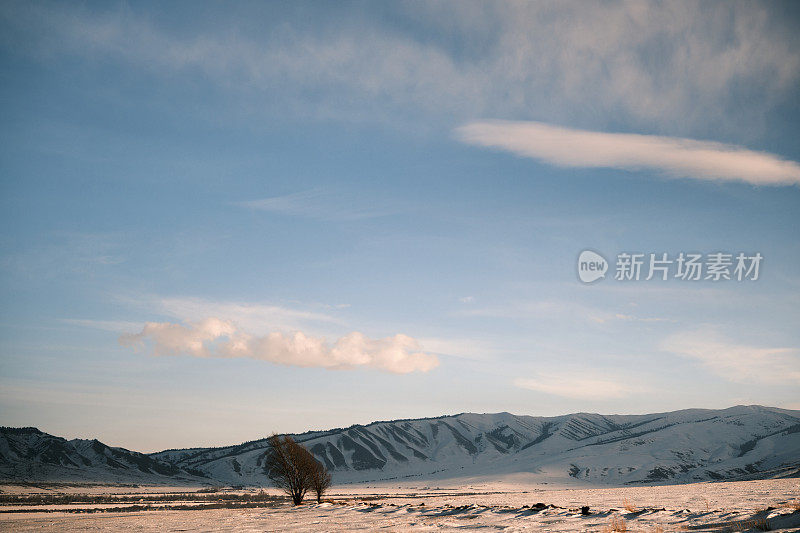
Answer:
top-left (3, 405), bottom-right (799, 485)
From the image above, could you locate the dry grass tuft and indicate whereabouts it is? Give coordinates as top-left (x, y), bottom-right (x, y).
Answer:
top-left (754, 517), bottom-right (771, 531)
top-left (601, 515), bottom-right (628, 532)
top-left (623, 499), bottom-right (637, 513)
top-left (789, 500), bottom-right (800, 511)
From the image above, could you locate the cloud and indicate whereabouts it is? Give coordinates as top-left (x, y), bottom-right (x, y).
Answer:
top-left (62, 318), bottom-right (144, 333)
top-left (1, 231), bottom-right (126, 280)
top-left (119, 318), bottom-right (438, 374)
top-left (128, 296), bottom-right (344, 334)
top-left (66, 294), bottom-right (350, 336)
top-left (457, 300), bottom-right (599, 321)
top-left (457, 120), bottom-right (800, 186)
top-left (121, 318), bottom-right (235, 358)
top-left (237, 190), bottom-right (400, 221)
top-left (2, 2), bottom-right (798, 135)
top-left (456, 299), bottom-right (668, 325)
top-left (513, 373), bottom-right (641, 400)
top-left (609, 314), bottom-right (673, 324)
top-left (661, 328), bottom-right (800, 384)
top-left (416, 336), bottom-right (496, 361)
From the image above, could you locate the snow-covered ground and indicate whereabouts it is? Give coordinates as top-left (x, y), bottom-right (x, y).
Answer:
top-left (1, 478), bottom-right (798, 531)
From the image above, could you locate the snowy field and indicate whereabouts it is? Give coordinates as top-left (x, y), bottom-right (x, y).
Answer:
top-left (1, 478), bottom-right (799, 532)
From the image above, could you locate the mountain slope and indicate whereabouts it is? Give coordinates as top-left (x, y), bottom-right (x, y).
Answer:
top-left (2, 405), bottom-right (798, 485)
top-left (150, 405), bottom-right (800, 485)
top-left (0, 427), bottom-right (205, 483)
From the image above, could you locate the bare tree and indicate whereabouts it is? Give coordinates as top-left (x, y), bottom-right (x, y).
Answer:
top-left (309, 458), bottom-right (332, 503)
top-left (263, 434), bottom-right (315, 505)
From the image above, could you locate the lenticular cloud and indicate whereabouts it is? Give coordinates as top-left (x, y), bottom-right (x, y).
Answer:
top-left (119, 318), bottom-right (438, 374)
top-left (457, 120), bottom-right (800, 186)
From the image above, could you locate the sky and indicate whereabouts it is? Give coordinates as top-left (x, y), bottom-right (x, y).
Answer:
top-left (0, 1), bottom-right (799, 453)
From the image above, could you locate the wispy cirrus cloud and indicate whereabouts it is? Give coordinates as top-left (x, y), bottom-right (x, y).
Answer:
top-left (661, 328), bottom-right (800, 384)
top-left (237, 190), bottom-right (401, 221)
top-left (120, 318), bottom-right (438, 374)
top-left (152, 296), bottom-right (343, 332)
top-left (0, 231), bottom-right (126, 280)
top-left (61, 319), bottom-right (144, 333)
top-left (416, 336), bottom-right (497, 361)
top-left (514, 373), bottom-right (643, 400)
top-left (457, 121), bottom-right (800, 186)
top-left (456, 299), bottom-right (669, 325)
top-left (2, 2), bottom-right (798, 135)
top-left (64, 296), bottom-right (345, 340)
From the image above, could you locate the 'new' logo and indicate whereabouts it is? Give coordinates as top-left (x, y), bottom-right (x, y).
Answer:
top-left (578, 250), bottom-right (608, 283)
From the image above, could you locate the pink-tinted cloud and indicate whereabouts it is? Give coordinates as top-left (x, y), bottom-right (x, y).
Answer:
top-left (120, 319), bottom-right (438, 374)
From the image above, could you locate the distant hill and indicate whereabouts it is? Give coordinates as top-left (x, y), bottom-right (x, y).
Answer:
top-left (0, 427), bottom-right (206, 483)
top-left (3, 405), bottom-right (799, 485)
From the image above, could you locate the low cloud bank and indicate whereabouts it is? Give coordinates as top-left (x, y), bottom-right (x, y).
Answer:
top-left (457, 120), bottom-right (800, 186)
top-left (120, 318), bottom-right (438, 374)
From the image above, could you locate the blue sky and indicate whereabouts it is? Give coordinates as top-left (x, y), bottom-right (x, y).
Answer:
top-left (1, 1), bottom-right (799, 452)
